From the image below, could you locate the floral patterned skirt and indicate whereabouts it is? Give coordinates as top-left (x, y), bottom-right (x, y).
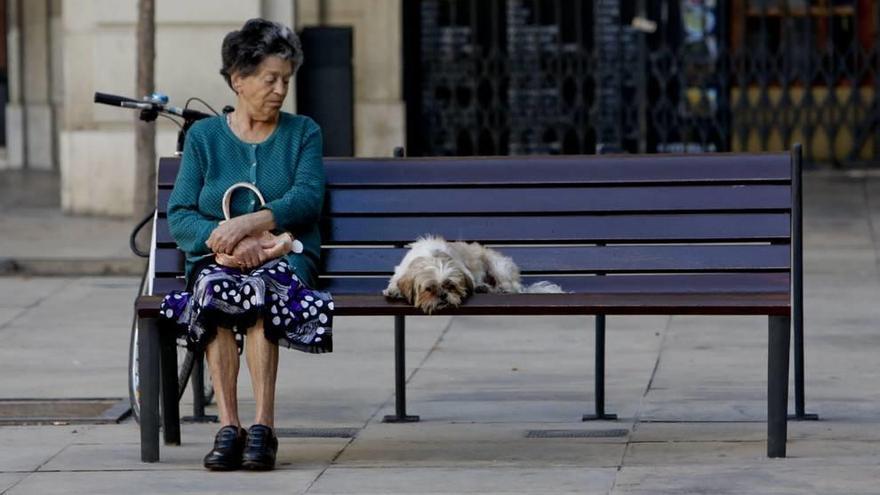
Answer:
top-left (159, 258), bottom-right (333, 354)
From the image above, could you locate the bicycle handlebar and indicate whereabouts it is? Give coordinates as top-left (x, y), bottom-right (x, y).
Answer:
top-left (93, 91), bottom-right (213, 121)
top-left (94, 92), bottom-right (140, 107)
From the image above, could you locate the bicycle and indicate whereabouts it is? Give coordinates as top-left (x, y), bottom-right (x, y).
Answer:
top-left (94, 91), bottom-right (228, 423)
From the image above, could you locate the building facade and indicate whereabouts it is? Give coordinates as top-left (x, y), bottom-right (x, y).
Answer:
top-left (4, 0), bottom-right (878, 216)
top-left (2, 0), bottom-right (404, 216)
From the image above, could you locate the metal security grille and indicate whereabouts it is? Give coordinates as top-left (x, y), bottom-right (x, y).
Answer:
top-left (405, 0), bottom-right (880, 165)
top-left (411, 0), bottom-right (598, 156)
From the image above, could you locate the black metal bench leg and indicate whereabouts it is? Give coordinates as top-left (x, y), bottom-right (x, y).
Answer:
top-left (159, 328), bottom-right (180, 445)
top-left (383, 315), bottom-right (419, 423)
top-left (138, 316), bottom-right (160, 462)
top-left (768, 315), bottom-right (791, 458)
top-left (583, 315), bottom-right (617, 421)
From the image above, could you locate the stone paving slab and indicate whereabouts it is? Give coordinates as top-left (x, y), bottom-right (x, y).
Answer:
top-left (0, 308), bottom-right (24, 327)
top-left (0, 278), bottom-right (65, 309)
top-left (612, 461), bottom-right (880, 495)
top-left (0, 426), bottom-right (79, 473)
top-left (7, 469), bottom-right (322, 495)
top-left (40, 438), bottom-right (350, 472)
top-left (0, 474), bottom-right (26, 493)
top-left (335, 437), bottom-right (625, 468)
top-left (308, 467), bottom-right (618, 494)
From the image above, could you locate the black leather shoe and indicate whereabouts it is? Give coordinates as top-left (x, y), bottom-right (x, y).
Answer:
top-left (203, 425), bottom-right (247, 471)
top-left (242, 424), bottom-right (278, 470)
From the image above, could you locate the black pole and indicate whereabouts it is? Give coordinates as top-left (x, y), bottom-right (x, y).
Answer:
top-left (402, 0), bottom-right (424, 156)
top-left (790, 143), bottom-right (818, 420)
top-left (793, 143), bottom-right (804, 417)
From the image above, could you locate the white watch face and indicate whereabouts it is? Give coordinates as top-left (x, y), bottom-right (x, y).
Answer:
top-left (292, 239), bottom-right (304, 254)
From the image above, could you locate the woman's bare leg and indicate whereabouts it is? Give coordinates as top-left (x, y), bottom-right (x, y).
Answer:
top-left (245, 319), bottom-right (278, 427)
top-left (205, 327), bottom-right (241, 427)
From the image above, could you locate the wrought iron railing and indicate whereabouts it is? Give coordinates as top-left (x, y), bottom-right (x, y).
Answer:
top-left (406, 0), bottom-right (879, 165)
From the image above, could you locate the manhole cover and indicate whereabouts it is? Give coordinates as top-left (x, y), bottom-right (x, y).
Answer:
top-left (0, 398), bottom-right (130, 425)
top-left (275, 427), bottom-right (359, 439)
top-left (526, 429), bottom-right (629, 439)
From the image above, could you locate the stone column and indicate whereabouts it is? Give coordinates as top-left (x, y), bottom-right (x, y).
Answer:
top-left (4, 0), bottom-right (60, 170)
top-left (297, 0), bottom-right (405, 157)
top-left (261, 0), bottom-right (297, 113)
top-left (60, 0), bottom-right (259, 216)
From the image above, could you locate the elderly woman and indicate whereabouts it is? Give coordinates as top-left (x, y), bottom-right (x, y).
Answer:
top-left (159, 18), bottom-right (333, 471)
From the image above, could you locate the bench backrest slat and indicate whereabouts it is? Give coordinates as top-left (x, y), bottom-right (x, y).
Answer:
top-left (158, 185), bottom-right (790, 216)
top-left (152, 244), bottom-right (790, 277)
top-left (154, 153), bottom-right (794, 296)
top-left (324, 154), bottom-right (790, 186)
top-left (155, 213), bottom-right (790, 246)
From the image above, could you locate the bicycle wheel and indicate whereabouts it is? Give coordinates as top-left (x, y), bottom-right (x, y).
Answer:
top-left (177, 348), bottom-right (215, 406)
top-left (128, 271), bottom-right (213, 423)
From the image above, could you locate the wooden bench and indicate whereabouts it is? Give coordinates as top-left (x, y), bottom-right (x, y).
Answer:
top-left (136, 146), bottom-right (809, 461)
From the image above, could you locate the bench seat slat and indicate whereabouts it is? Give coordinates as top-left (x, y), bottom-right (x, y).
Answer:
top-left (328, 185), bottom-right (791, 215)
top-left (137, 291), bottom-right (789, 317)
top-left (324, 154), bottom-right (790, 186)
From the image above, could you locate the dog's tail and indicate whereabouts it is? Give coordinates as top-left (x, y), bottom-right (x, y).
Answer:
top-left (520, 281), bottom-right (565, 294)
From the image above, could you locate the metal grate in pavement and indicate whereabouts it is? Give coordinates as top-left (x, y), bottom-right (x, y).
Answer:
top-left (0, 398), bottom-right (130, 425)
top-left (526, 429), bottom-right (629, 439)
top-left (275, 427), bottom-right (359, 439)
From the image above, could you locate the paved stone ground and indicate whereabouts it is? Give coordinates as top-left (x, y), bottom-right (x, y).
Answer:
top-left (0, 171), bottom-right (879, 494)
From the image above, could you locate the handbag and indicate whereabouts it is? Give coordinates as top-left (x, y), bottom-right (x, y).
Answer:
top-left (215, 182), bottom-right (303, 268)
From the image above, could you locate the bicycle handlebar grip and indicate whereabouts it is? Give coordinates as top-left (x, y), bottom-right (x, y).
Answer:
top-left (180, 108), bottom-right (212, 121)
top-left (94, 92), bottom-right (138, 107)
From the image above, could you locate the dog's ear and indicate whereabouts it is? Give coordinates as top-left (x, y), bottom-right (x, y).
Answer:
top-left (397, 273), bottom-right (415, 303)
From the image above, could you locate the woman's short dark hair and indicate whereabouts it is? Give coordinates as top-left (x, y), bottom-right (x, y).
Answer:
top-left (220, 18), bottom-right (303, 91)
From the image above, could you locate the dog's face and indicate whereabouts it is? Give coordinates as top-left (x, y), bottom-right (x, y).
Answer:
top-left (396, 253), bottom-right (474, 314)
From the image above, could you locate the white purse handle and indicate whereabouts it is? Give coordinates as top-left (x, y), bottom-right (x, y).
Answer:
top-left (222, 182), bottom-right (266, 221)
top-left (221, 182), bottom-right (303, 254)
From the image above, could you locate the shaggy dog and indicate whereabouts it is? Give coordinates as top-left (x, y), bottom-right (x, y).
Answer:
top-left (383, 236), bottom-right (562, 314)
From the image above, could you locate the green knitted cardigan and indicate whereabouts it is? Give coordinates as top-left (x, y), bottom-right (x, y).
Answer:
top-left (166, 111), bottom-right (325, 288)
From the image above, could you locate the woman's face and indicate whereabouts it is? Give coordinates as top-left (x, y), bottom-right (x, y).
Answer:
top-left (232, 55), bottom-right (293, 119)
